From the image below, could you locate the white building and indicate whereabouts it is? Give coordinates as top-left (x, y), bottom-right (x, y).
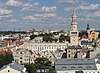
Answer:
top-left (19, 42), bottom-right (67, 53)
top-left (79, 36), bottom-right (94, 50)
top-left (33, 37), bottom-right (43, 43)
top-left (0, 62), bottom-right (27, 73)
top-left (13, 48), bottom-right (38, 64)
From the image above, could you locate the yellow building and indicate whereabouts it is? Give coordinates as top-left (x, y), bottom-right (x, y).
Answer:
top-left (88, 29), bottom-right (99, 41)
top-left (66, 45), bottom-right (83, 59)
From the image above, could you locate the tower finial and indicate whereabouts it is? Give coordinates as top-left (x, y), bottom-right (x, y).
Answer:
top-left (72, 8), bottom-right (77, 15)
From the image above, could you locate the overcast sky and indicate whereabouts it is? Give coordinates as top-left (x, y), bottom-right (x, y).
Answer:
top-left (0, 0), bottom-right (100, 31)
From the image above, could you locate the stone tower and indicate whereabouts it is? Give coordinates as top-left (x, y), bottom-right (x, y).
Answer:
top-left (70, 9), bottom-right (79, 45)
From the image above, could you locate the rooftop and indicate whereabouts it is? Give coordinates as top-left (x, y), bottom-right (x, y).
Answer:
top-left (55, 58), bottom-right (97, 70)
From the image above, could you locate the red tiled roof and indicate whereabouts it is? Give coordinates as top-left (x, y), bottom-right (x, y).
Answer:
top-left (81, 35), bottom-right (88, 39)
top-left (7, 48), bottom-right (13, 54)
top-left (81, 50), bottom-right (88, 53)
top-left (0, 49), bottom-right (5, 55)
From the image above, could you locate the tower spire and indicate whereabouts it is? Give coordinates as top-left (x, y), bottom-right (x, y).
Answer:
top-left (70, 9), bottom-right (79, 46)
top-left (86, 23), bottom-right (90, 30)
top-left (71, 9), bottom-right (78, 31)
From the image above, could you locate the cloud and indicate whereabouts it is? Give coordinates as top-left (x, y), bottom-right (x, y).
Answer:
top-left (21, 3), bottom-right (34, 11)
top-left (9, 19), bottom-right (18, 23)
top-left (78, 4), bottom-right (99, 10)
top-left (6, 0), bottom-right (23, 7)
top-left (58, 0), bottom-right (74, 4)
top-left (0, 8), bottom-right (13, 15)
top-left (86, 11), bottom-right (100, 17)
top-left (21, 2), bottom-right (39, 12)
top-left (34, 2), bottom-right (39, 6)
top-left (41, 6), bottom-right (56, 13)
top-left (78, 18), bottom-right (95, 23)
top-left (34, 13), bottom-right (56, 17)
top-left (65, 7), bottom-right (73, 11)
top-left (22, 16), bottom-right (37, 21)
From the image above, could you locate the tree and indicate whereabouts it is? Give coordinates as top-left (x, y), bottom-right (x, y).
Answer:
top-left (75, 70), bottom-right (84, 73)
top-left (98, 32), bottom-right (100, 38)
top-left (34, 57), bottom-right (51, 68)
top-left (24, 57), bottom-right (56, 73)
top-left (59, 35), bottom-right (70, 42)
top-left (24, 63), bottom-right (36, 73)
top-left (34, 57), bottom-right (52, 73)
top-left (43, 36), bottom-right (53, 42)
top-left (0, 55), bottom-right (5, 68)
top-left (0, 52), bottom-right (14, 68)
top-left (42, 33), bottom-right (53, 42)
top-left (30, 34), bottom-right (37, 40)
top-left (79, 31), bottom-right (88, 37)
top-left (4, 52), bottom-right (14, 65)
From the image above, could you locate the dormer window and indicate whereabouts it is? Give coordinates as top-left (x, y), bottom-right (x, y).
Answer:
top-left (71, 66), bottom-right (76, 68)
top-left (78, 66), bottom-right (82, 68)
top-left (87, 66), bottom-right (92, 68)
top-left (62, 66), bottom-right (66, 69)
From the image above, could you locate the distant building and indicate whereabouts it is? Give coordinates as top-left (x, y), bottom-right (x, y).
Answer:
top-left (87, 24), bottom-right (99, 41)
top-left (88, 30), bottom-right (99, 41)
top-left (79, 35), bottom-right (94, 50)
top-left (65, 45), bottom-right (83, 59)
top-left (19, 42), bottom-right (67, 53)
top-left (0, 62), bottom-right (27, 73)
top-left (13, 48), bottom-right (38, 64)
top-left (33, 37), bottom-right (43, 43)
top-left (70, 10), bottom-right (79, 46)
top-left (55, 56), bottom-right (100, 73)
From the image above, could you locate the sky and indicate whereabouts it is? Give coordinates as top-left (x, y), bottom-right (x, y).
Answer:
top-left (0, 0), bottom-right (100, 31)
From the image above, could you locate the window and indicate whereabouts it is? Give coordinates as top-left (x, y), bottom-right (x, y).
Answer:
top-left (62, 66), bottom-right (66, 68)
top-left (20, 61), bottom-right (22, 64)
top-left (50, 56), bottom-right (51, 58)
top-left (20, 57), bottom-right (22, 59)
top-left (71, 66), bottom-right (75, 68)
top-left (34, 56), bottom-right (35, 57)
top-left (20, 52), bottom-right (22, 54)
top-left (87, 66), bottom-right (92, 68)
top-left (78, 66), bottom-right (82, 68)
top-left (68, 54), bottom-right (70, 58)
top-left (8, 70), bottom-right (10, 72)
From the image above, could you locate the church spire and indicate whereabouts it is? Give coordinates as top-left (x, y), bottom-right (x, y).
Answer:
top-left (86, 23), bottom-right (90, 30)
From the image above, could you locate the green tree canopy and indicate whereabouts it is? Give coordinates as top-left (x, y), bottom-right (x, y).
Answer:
top-left (30, 34), bottom-right (37, 40)
top-left (0, 52), bottom-right (14, 68)
top-left (79, 31), bottom-right (88, 37)
top-left (24, 63), bottom-right (36, 73)
top-left (75, 70), bottom-right (84, 73)
top-left (59, 35), bottom-right (70, 42)
top-left (34, 57), bottom-right (51, 69)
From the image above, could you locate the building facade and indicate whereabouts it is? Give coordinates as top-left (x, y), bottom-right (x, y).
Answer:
top-left (0, 62), bottom-right (27, 73)
top-left (13, 48), bottom-right (38, 64)
top-left (55, 57), bottom-right (100, 73)
top-left (19, 42), bottom-right (67, 53)
top-left (66, 45), bottom-right (83, 59)
top-left (70, 10), bottom-right (79, 46)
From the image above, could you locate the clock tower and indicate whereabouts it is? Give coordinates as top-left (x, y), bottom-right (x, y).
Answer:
top-left (70, 10), bottom-right (79, 45)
